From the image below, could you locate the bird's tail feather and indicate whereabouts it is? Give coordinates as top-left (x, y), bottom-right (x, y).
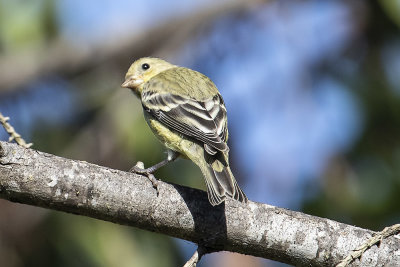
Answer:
top-left (184, 144), bottom-right (247, 206)
top-left (203, 164), bottom-right (247, 206)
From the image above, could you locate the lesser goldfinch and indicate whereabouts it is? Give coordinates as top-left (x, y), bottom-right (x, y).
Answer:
top-left (122, 57), bottom-right (247, 206)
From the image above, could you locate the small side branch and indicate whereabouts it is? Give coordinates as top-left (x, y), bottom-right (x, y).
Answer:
top-left (183, 248), bottom-right (201, 267)
top-left (337, 224), bottom-right (400, 267)
top-left (0, 112), bottom-right (32, 148)
top-left (183, 246), bottom-right (210, 267)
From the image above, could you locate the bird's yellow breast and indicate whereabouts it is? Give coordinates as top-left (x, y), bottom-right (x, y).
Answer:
top-left (144, 112), bottom-right (189, 158)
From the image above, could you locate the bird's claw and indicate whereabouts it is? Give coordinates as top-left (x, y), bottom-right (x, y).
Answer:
top-left (129, 162), bottom-right (160, 196)
top-left (129, 166), bottom-right (148, 174)
top-left (129, 161), bottom-right (146, 173)
top-left (147, 173), bottom-right (160, 196)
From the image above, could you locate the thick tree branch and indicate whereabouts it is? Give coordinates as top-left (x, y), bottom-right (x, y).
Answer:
top-left (0, 141), bottom-right (399, 266)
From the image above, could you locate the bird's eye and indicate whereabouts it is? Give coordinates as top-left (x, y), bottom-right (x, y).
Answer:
top-left (142, 63), bottom-right (150, 70)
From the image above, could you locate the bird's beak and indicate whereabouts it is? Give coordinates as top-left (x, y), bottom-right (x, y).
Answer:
top-left (121, 76), bottom-right (144, 89)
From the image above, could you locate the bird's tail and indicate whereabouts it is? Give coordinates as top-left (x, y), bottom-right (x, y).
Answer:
top-left (201, 159), bottom-right (247, 206)
top-left (183, 143), bottom-right (247, 206)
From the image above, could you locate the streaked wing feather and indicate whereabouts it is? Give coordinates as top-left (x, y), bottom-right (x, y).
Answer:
top-left (143, 92), bottom-right (228, 152)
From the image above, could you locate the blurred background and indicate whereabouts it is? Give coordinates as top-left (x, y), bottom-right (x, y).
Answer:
top-left (0, 0), bottom-right (399, 266)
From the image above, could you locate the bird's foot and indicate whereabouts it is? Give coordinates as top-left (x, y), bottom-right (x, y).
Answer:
top-left (146, 173), bottom-right (160, 196)
top-left (129, 161), bottom-right (160, 196)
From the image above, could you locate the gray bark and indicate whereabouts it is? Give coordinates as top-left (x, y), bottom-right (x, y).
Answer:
top-left (0, 141), bottom-right (399, 266)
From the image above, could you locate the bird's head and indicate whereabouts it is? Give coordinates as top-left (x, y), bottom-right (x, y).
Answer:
top-left (122, 57), bottom-right (176, 95)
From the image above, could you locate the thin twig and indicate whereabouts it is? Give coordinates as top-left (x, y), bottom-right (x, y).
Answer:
top-left (336, 224), bottom-right (400, 266)
top-left (183, 250), bottom-right (200, 267)
top-left (0, 112), bottom-right (32, 148)
top-left (183, 246), bottom-right (206, 267)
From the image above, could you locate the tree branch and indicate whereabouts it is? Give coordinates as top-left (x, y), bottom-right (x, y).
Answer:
top-left (0, 141), bottom-right (399, 266)
top-left (0, 112), bottom-right (32, 148)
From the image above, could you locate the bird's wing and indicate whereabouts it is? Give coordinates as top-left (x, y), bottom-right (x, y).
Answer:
top-left (142, 89), bottom-right (229, 153)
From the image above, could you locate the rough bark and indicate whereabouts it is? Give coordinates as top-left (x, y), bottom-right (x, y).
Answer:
top-left (0, 141), bottom-right (399, 266)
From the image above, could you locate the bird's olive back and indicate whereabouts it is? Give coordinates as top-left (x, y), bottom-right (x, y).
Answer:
top-left (147, 67), bottom-right (219, 100)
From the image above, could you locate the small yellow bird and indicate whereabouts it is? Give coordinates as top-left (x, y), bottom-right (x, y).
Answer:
top-left (122, 57), bottom-right (247, 206)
